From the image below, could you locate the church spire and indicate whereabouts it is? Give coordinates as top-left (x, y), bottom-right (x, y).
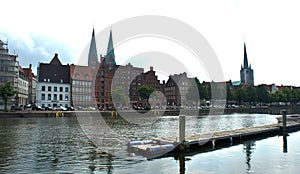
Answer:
top-left (243, 42), bottom-right (249, 68)
top-left (88, 28), bottom-right (99, 68)
top-left (105, 29), bottom-right (116, 69)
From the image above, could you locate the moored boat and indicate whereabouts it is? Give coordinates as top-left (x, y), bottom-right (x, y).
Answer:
top-left (276, 114), bottom-right (300, 123)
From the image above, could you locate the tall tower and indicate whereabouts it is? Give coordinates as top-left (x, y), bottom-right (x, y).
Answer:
top-left (88, 28), bottom-right (99, 70)
top-left (240, 43), bottom-right (254, 86)
top-left (105, 30), bottom-right (116, 69)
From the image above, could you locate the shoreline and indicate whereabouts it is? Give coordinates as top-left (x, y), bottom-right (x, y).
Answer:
top-left (0, 105), bottom-right (299, 118)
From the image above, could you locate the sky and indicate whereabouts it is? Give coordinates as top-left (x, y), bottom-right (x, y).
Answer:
top-left (1, 0), bottom-right (300, 86)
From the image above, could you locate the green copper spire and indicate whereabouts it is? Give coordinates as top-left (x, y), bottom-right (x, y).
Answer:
top-left (105, 30), bottom-right (116, 68)
top-left (243, 42), bottom-right (249, 68)
top-left (88, 28), bottom-right (99, 68)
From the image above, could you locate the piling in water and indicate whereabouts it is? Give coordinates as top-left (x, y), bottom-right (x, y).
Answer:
top-left (179, 115), bottom-right (186, 151)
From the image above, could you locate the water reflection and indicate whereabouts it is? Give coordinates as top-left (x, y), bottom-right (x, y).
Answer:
top-left (243, 141), bottom-right (255, 172)
top-left (1, 113), bottom-right (291, 174)
top-left (283, 135), bottom-right (288, 153)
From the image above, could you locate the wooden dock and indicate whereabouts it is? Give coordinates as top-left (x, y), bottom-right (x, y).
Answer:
top-left (128, 119), bottom-right (300, 159)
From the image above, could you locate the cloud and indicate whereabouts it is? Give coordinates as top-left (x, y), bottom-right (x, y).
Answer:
top-left (0, 29), bottom-right (75, 75)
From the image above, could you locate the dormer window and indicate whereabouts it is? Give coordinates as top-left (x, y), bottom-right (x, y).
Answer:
top-left (60, 79), bottom-right (63, 83)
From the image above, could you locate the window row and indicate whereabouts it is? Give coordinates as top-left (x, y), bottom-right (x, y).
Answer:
top-left (41, 86), bottom-right (69, 92)
top-left (41, 93), bottom-right (69, 101)
top-left (43, 78), bottom-right (64, 83)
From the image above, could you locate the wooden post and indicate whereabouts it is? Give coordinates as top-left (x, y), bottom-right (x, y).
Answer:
top-left (179, 115), bottom-right (185, 151)
top-left (281, 110), bottom-right (287, 134)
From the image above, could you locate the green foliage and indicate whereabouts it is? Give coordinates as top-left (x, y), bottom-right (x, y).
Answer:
top-left (0, 82), bottom-right (16, 112)
top-left (234, 88), bottom-right (247, 105)
top-left (186, 78), bottom-right (199, 102)
top-left (186, 78), bottom-right (210, 102)
top-left (256, 85), bottom-right (268, 103)
top-left (138, 85), bottom-right (156, 100)
top-left (111, 87), bottom-right (128, 107)
top-left (226, 84), bottom-right (235, 102)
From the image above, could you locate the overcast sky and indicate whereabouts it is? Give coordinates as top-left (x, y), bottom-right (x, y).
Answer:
top-left (1, 0), bottom-right (300, 86)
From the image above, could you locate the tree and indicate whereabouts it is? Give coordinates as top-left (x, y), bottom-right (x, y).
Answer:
top-left (198, 82), bottom-right (209, 100)
top-left (0, 82), bottom-right (16, 112)
top-left (111, 87), bottom-right (128, 108)
top-left (186, 78), bottom-right (200, 102)
top-left (256, 85), bottom-right (268, 104)
top-left (226, 84), bottom-right (235, 102)
top-left (234, 88), bottom-right (247, 105)
top-left (245, 86), bottom-right (257, 103)
top-left (138, 85), bottom-right (155, 100)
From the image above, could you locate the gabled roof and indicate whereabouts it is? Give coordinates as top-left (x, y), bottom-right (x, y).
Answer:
top-left (49, 53), bottom-right (62, 65)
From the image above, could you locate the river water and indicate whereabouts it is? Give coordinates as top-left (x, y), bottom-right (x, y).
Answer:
top-left (0, 113), bottom-right (299, 173)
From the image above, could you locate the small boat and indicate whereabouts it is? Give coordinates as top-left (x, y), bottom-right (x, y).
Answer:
top-left (127, 140), bottom-right (175, 158)
top-left (276, 114), bottom-right (300, 123)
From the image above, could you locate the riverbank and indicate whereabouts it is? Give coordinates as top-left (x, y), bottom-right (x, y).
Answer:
top-left (0, 105), bottom-right (299, 118)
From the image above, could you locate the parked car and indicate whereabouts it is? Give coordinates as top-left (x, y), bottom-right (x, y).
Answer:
top-left (67, 106), bottom-right (75, 111)
top-left (33, 105), bottom-right (44, 111)
top-left (11, 106), bottom-right (23, 111)
top-left (53, 106), bottom-right (68, 111)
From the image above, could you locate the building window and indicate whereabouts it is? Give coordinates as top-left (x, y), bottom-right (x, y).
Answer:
top-left (48, 94), bottom-right (51, 100)
top-left (60, 79), bottom-right (63, 83)
top-left (41, 94), bottom-right (45, 100)
top-left (65, 87), bottom-right (69, 92)
top-left (60, 87), bottom-right (63, 92)
top-left (42, 86), bottom-right (45, 91)
top-left (65, 94), bottom-right (69, 101)
top-left (48, 86), bottom-right (51, 91)
top-left (59, 94), bottom-right (63, 101)
top-left (54, 94), bottom-right (57, 101)
top-left (54, 86), bottom-right (57, 92)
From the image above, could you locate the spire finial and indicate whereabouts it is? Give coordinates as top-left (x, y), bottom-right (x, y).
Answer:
top-left (243, 42), bottom-right (248, 68)
top-left (88, 27), bottom-right (99, 67)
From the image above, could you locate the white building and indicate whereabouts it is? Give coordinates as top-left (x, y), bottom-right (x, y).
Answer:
top-left (37, 82), bottom-right (70, 108)
top-left (36, 53), bottom-right (71, 108)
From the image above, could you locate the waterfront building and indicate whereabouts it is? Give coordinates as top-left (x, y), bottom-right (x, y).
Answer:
top-left (240, 43), bottom-right (254, 86)
top-left (112, 63), bottom-right (144, 108)
top-left (70, 29), bottom-right (99, 108)
top-left (164, 72), bottom-right (193, 106)
top-left (17, 65), bottom-right (29, 107)
top-left (95, 30), bottom-right (121, 109)
top-left (139, 66), bottom-right (164, 107)
top-left (36, 53), bottom-right (71, 108)
top-left (23, 64), bottom-right (37, 104)
top-left (70, 64), bottom-right (94, 108)
top-left (0, 40), bottom-right (19, 109)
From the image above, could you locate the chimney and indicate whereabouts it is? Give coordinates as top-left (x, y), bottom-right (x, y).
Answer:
top-left (150, 66), bottom-right (153, 71)
top-left (55, 53), bottom-right (58, 57)
top-left (29, 64), bottom-right (32, 70)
